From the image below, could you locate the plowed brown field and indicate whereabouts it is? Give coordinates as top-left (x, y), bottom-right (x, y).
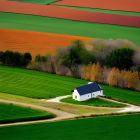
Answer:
top-left (0, 0), bottom-right (140, 27)
top-left (0, 29), bottom-right (93, 58)
top-left (53, 0), bottom-right (140, 12)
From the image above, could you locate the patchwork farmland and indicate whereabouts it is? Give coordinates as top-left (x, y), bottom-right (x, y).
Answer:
top-left (53, 0), bottom-right (140, 12)
top-left (0, 0), bottom-right (140, 139)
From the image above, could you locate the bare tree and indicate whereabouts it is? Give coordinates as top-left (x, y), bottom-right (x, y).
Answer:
top-left (86, 45), bottom-right (93, 51)
top-left (70, 65), bottom-right (82, 78)
top-left (103, 68), bottom-right (111, 84)
top-left (132, 52), bottom-right (140, 66)
top-left (55, 45), bottom-right (72, 58)
top-left (59, 65), bottom-right (69, 76)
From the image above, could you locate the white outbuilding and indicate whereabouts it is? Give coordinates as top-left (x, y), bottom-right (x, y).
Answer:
top-left (72, 82), bottom-right (103, 101)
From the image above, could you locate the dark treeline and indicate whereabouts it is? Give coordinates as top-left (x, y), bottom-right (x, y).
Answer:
top-left (0, 50), bottom-right (32, 67)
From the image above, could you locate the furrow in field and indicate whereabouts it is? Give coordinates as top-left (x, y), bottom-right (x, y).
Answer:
top-left (0, 0), bottom-right (140, 27)
top-left (52, 0), bottom-right (140, 12)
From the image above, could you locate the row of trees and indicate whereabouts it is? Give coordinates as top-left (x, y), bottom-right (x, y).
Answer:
top-left (1, 39), bottom-right (139, 91)
top-left (27, 39), bottom-right (140, 91)
top-left (89, 38), bottom-right (140, 70)
top-left (0, 50), bottom-right (32, 67)
top-left (81, 62), bottom-right (140, 90)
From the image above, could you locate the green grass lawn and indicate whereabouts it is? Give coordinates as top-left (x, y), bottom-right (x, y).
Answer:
top-left (0, 66), bottom-right (87, 99)
top-left (0, 66), bottom-right (140, 106)
top-left (10, 0), bottom-right (60, 5)
top-left (0, 114), bottom-right (140, 140)
top-left (0, 102), bottom-right (55, 124)
top-left (61, 97), bottom-right (127, 107)
top-left (100, 84), bottom-right (140, 105)
top-left (52, 5), bottom-right (140, 17)
top-left (0, 12), bottom-right (140, 47)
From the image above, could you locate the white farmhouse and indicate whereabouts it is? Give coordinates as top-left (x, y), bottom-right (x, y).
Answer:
top-left (72, 82), bottom-right (103, 101)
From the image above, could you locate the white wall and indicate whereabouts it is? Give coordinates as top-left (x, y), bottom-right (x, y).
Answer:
top-left (73, 90), bottom-right (103, 101)
top-left (72, 90), bottom-right (80, 101)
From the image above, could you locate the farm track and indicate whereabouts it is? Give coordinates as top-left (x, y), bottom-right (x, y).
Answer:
top-left (53, 0), bottom-right (140, 12)
top-left (0, 0), bottom-right (140, 27)
top-left (0, 99), bottom-right (79, 127)
top-left (1, 96), bottom-right (140, 127)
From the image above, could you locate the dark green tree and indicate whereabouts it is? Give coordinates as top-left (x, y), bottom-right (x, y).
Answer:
top-left (60, 40), bottom-right (96, 67)
top-left (13, 52), bottom-right (22, 66)
top-left (22, 52), bottom-right (32, 66)
top-left (35, 54), bottom-right (41, 62)
top-left (137, 65), bottom-right (140, 72)
top-left (0, 51), bottom-right (5, 63)
top-left (105, 47), bottom-right (135, 70)
top-left (4, 50), bottom-right (14, 65)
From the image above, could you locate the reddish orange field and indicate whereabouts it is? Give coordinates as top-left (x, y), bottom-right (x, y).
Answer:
top-left (53, 0), bottom-right (140, 12)
top-left (0, 29), bottom-right (93, 59)
top-left (0, 0), bottom-right (140, 27)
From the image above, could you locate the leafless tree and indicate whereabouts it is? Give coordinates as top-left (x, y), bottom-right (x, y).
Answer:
top-left (59, 65), bottom-right (69, 76)
top-left (55, 45), bottom-right (72, 58)
top-left (132, 52), bottom-right (140, 66)
top-left (130, 66), bottom-right (137, 71)
top-left (134, 81), bottom-right (140, 91)
top-left (70, 65), bottom-right (82, 78)
top-left (103, 68), bottom-right (111, 84)
top-left (86, 45), bottom-right (93, 51)
top-left (45, 54), bottom-right (55, 74)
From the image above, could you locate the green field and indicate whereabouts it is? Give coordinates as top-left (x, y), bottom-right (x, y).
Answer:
top-left (0, 66), bottom-right (87, 99)
top-left (0, 114), bottom-right (140, 140)
top-left (53, 5), bottom-right (140, 17)
top-left (100, 84), bottom-right (140, 105)
top-left (0, 12), bottom-right (140, 47)
top-left (10, 0), bottom-right (59, 5)
top-left (0, 66), bottom-right (140, 105)
top-left (61, 97), bottom-right (127, 107)
top-left (0, 102), bottom-right (55, 124)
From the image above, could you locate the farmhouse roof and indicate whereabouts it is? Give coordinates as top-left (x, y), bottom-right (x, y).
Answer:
top-left (76, 82), bottom-right (102, 95)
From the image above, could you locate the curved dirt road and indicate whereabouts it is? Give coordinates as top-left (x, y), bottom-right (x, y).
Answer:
top-left (0, 99), bottom-right (78, 127)
top-left (1, 97), bottom-right (140, 127)
top-left (98, 97), bottom-right (140, 112)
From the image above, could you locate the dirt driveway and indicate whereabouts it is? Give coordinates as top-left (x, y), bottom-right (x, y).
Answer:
top-left (0, 99), bottom-right (78, 127)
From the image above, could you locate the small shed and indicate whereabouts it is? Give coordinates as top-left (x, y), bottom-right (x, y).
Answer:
top-left (72, 82), bottom-right (103, 101)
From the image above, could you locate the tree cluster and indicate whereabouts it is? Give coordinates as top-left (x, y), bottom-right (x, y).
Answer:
top-left (0, 50), bottom-right (32, 67)
top-left (82, 63), bottom-right (140, 90)
top-left (56, 40), bottom-right (96, 68)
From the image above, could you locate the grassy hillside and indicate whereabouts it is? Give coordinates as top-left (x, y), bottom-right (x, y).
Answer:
top-left (0, 66), bottom-right (87, 99)
top-left (0, 102), bottom-right (55, 124)
top-left (0, 114), bottom-right (140, 140)
top-left (0, 12), bottom-right (140, 47)
top-left (61, 97), bottom-right (127, 107)
top-left (0, 66), bottom-right (140, 105)
top-left (100, 84), bottom-right (140, 105)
